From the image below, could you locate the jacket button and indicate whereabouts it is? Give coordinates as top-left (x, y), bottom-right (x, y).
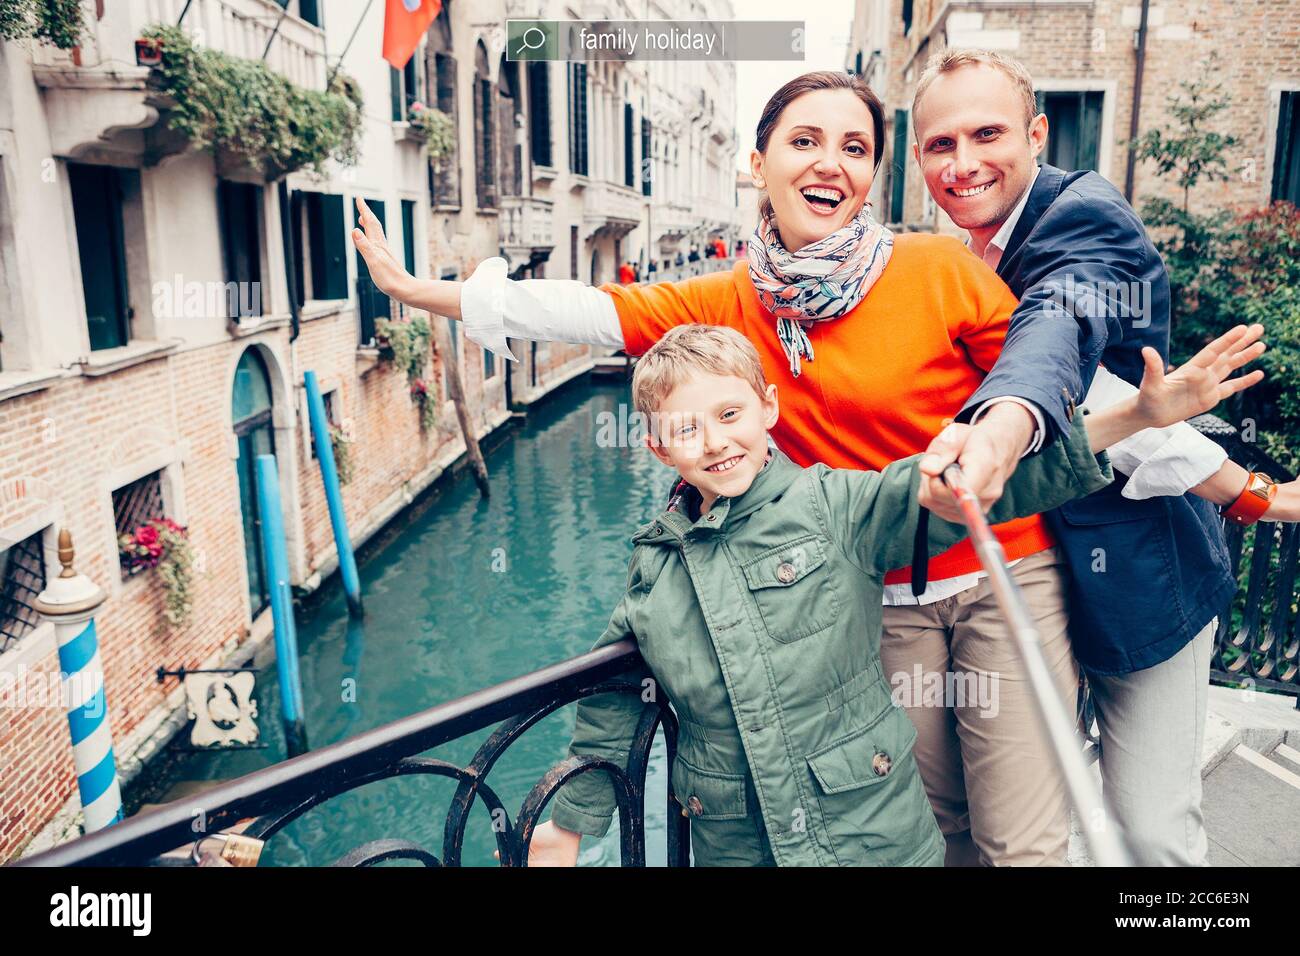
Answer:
top-left (687, 795), bottom-right (704, 816)
top-left (872, 751), bottom-right (892, 777)
top-left (776, 562), bottom-right (797, 584)
top-left (1062, 386), bottom-right (1076, 422)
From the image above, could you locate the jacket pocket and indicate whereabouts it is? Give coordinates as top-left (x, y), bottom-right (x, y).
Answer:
top-left (670, 753), bottom-right (749, 821)
top-left (804, 706), bottom-right (938, 865)
top-left (806, 706), bottom-right (918, 794)
top-left (739, 534), bottom-right (840, 643)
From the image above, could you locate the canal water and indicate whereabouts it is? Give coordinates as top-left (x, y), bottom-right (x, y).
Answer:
top-left (125, 376), bottom-right (675, 866)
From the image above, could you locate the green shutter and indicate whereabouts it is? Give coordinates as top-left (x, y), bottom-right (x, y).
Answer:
top-left (890, 109), bottom-right (908, 224)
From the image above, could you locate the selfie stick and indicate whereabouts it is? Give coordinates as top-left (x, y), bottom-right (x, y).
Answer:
top-left (940, 463), bottom-right (1133, 867)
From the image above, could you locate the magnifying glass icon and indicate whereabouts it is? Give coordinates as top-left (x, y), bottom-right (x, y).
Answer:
top-left (516, 26), bottom-right (546, 55)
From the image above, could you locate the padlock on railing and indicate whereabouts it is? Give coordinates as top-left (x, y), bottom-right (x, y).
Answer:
top-left (191, 832), bottom-right (265, 867)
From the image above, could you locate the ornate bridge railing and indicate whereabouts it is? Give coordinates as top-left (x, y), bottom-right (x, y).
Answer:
top-left (15, 640), bottom-right (690, 867)
top-left (1192, 414), bottom-right (1300, 698)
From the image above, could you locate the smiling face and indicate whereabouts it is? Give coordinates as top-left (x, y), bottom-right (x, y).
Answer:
top-left (750, 88), bottom-right (879, 252)
top-left (645, 370), bottom-right (780, 514)
top-left (912, 62), bottom-right (1048, 253)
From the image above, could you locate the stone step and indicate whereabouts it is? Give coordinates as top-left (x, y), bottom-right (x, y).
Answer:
top-left (1202, 744), bottom-right (1300, 866)
top-left (1271, 742), bottom-right (1300, 774)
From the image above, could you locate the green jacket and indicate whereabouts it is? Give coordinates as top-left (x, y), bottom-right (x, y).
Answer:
top-left (551, 414), bottom-right (1112, 866)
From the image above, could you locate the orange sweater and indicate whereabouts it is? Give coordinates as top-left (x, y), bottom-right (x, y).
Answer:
top-left (602, 232), bottom-right (1053, 585)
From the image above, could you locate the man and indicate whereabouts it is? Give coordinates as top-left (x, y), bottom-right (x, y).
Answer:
top-left (909, 49), bottom-right (1281, 865)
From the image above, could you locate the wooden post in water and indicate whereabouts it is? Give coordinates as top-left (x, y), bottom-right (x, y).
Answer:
top-left (432, 313), bottom-right (490, 498)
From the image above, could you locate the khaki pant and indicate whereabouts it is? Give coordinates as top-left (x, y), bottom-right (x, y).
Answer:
top-left (879, 545), bottom-right (1077, 866)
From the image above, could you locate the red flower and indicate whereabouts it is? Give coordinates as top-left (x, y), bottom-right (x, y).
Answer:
top-left (135, 524), bottom-right (160, 548)
top-left (410, 378), bottom-right (429, 397)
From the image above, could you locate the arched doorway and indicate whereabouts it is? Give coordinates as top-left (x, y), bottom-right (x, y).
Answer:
top-left (232, 347), bottom-right (276, 616)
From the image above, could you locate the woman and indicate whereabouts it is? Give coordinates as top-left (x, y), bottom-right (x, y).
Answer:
top-left (350, 71), bottom-right (1261, 865)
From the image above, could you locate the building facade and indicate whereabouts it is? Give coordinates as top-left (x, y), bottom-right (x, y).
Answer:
top-left (0, 0), bottom-right (742, 861)
top-left (847, 0), bottom-right (1300, 233)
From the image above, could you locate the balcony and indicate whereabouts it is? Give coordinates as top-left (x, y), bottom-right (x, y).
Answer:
top-left (653, 201), bottom-right (698, 241)
top-left (498, 195), bottom-right (555, 275)
top-left (31, 0), bottom-right (326, 159)
top-left (582, 180), bottom-right (643, 241)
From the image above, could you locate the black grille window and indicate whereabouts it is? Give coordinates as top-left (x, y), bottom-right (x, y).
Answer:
top-left (0, 531), bottom-right (47, 654)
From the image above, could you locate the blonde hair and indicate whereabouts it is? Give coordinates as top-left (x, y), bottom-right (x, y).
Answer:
top-left (631, 325), bottom-right (769, 428)
top-left (912, 49), bottom-right (1038, 133)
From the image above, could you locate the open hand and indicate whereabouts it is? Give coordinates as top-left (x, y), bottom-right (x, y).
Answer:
top-left (350, 197), bottom-right (415, 300)
top-left (1134, 324), bottom-right (1266, 429)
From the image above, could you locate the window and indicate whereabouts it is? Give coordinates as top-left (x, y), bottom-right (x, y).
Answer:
top-left (484, 345), bottom-right (495, 380)
top-left (297, 0), bottom-right (321, 28)
top-left (440, 270), bottom-right (457, 401)
top-left (217, 180), bottom-right (265, 319)
top-left (401, 199), bottom-right (417, 275)
top-left (902, 0), bottom-right (913, 34)
top-left (890, 109), bottom-right (908, 223)
top-left (623, 103), bottom-right (637, 188)
top-left (276, 0), bottom-right (320, 27)
top-left (290, 191), bottom-right (347, 305)
top-left (353, 197), bottom-right (390, 344)
top-left (308, 389), bottom-right (340, 460)
top-left (570, 225), bottom-right (578, 279)
top-left (391, 51), bottom-right (422, 122)
top-left (0, 530), bottom-right (47, 655)
top-left (528, 61), bottom-right (552, 167)
top-left (69, 162), bottom-right (130, 350)
top-left (568, 62), bottom-right (589, 176)
top-left (1272, 90), bottom-right (1300, 204)
top-left (400, 198), bottom-right (417, 317)
top-left (474, 42), bottom-right (497, 209)
top-left (113, 470), bottom-right (166, 581)
top-left (431, 52), bottom-right (460, 206)
top-left (1037, 90), bottom-right (1103, 173)
top-left (641, 116), bottom-right (652, 196)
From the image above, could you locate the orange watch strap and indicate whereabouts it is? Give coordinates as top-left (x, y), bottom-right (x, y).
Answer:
top-left (1224, 472), bottom-right (1278, 526)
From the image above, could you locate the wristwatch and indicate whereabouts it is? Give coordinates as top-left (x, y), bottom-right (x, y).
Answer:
top-left (1223, 471), bottom-right (1279, 526)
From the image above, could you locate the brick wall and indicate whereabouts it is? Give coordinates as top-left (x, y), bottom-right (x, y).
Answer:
top-left (0, 302), bottom-right (561, 861)
top-left (884, 0), bottom-right (1300, 228)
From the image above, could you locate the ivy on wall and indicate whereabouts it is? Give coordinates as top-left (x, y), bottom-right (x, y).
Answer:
top-left (141, 23), bottom-right (363, 177)
top-left (0, 0), bottom-right (85, 49)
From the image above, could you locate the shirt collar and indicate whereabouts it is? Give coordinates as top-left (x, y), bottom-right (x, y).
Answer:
top-left (976, 163), bottom-right (1041, 270)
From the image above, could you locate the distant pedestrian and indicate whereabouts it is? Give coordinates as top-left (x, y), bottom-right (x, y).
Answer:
top-left (618, 261), bottom-right (636, 284)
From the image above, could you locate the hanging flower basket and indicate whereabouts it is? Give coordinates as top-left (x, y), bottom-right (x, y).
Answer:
top-left (410, 378), bottom-right (438, 431)
top-left (118, 517), bottom-right (195, 627)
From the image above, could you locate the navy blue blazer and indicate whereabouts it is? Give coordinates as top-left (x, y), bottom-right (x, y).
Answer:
top-left (960, 164), bottom-right (1234, 675)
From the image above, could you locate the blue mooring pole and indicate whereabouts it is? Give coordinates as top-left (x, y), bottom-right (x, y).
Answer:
top-left (255, 454), bottom-right (308, 757)
top-left (303, 371), bottom-right (363, 617)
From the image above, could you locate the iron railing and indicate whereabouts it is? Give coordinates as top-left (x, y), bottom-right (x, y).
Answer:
top-left (16, 639), bottom-right (690, 867)
top-left (13, 416), bottom-right (1297, 866)
top-left (1192, 414), bottom-right (1300, 696)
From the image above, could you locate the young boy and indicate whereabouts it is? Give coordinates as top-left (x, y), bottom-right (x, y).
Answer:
top-left (529, 323), bottom-right (1263, 867)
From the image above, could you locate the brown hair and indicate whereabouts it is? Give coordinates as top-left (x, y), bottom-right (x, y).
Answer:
top-left (631, 325), bottom-right (769, 431)
top-left (754, 71), bottom-right (886, 221)
top-left (912, 50), bottom-right (1038, 134)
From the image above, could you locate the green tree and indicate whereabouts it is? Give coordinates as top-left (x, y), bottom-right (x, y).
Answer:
top-left (1132, 61), bottom-right (1300, 475)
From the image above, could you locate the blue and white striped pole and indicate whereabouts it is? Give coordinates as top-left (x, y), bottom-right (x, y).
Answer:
top-left (33, 529), bottom-right (123, 833)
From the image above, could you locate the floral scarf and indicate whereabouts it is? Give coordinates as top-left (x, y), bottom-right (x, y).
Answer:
top-left (747, 201), bottom-right (894, 377)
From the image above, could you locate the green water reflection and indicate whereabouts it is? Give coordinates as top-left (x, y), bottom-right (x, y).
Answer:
top-left (126, 378), bottom-right (673, 866)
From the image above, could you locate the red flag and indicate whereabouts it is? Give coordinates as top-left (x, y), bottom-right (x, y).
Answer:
top-left (382, 0), bottom-right (441, 70)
